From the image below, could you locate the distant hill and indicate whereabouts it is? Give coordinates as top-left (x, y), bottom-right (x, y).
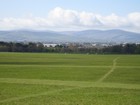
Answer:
top-left (0, 29), bottom-right (140, 43)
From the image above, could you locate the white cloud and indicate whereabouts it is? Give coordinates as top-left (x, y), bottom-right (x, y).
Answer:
top-left (101, 14), bottom-right (126, 27)
top-left (47, 7), bottom-right (79, 26)
top-left (79, 12), bottom-right (101, 26)
top-left (128, 12), bottom-right (140, 27)
top-left (0, 7), bottom-right (140, 32)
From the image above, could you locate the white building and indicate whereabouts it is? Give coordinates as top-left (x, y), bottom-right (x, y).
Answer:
top-left (43, 44), bottom-right (57, 47)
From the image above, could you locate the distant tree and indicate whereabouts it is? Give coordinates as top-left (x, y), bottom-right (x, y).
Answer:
top-left (27, 42), bottom-right (37, 52)
top-left (123, 44), bottom-right (136, 54)
top-left (0, 41), bottom-right (140, 54)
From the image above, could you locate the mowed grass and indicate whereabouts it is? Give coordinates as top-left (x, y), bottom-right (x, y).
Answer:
top-left (0, 52), bottom-right (140, 105)
top-left (0, 53), bottom-right (115, 66)
top-left (0, 65), bottom-right (109, 81)
top-left (1, 86), bottom-right (139, 105)
top-left (0, 83), bottom-right (70, 101)
top-left (104, 67), bottom-right (140, 84)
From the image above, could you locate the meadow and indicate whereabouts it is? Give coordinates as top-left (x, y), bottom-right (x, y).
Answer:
top-left (0, 53), bottom-right (140, 105)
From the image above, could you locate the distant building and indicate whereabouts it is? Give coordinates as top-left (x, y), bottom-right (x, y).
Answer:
top-left (43, 44), bottom-right (57, 47)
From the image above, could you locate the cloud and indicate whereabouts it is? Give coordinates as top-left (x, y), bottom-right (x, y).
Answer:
top-left (128, 12), bottom-right (140, 27)
top-left (47, 7), bottom-right (79, 27)
top-left (0, 7), bottom-right (140, 32)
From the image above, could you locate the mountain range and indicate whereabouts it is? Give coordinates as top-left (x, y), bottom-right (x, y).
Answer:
top-left (0, 29), bottom-right (140, 43)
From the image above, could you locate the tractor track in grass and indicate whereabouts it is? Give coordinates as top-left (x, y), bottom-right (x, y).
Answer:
top-left (1, 64), bottom-right (140, 68)
top-left (0, 64), bottom-right (111, 68)
top-left (97, 57), bottom-right (119, 83)
top-left (0, 87), bottom-right (78, 103)
top-left (0, 78), bottom-right (140, 103)
top-left (0, 78), bottom-right (139, 90)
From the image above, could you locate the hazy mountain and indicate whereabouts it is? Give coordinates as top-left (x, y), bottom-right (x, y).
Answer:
top-left (60, 29), bottom-right (140, 42)
top-left (0, 30), bottom-right (70, 42)
top-left (0, 29), bottom-right (140, 43)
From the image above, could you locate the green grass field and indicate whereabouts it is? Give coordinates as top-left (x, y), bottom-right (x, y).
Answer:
top-left (0, 53), bottom-right (140, 105)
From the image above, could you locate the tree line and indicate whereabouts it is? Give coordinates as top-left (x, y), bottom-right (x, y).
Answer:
top-left (0, 41), bottom-right (140, 54)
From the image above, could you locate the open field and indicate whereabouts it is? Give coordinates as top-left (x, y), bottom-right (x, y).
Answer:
top-left (0, 53), bottom-right (140, 105)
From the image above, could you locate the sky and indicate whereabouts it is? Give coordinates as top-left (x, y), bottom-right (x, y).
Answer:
top-left (0, 0), bottom-right (140, 32)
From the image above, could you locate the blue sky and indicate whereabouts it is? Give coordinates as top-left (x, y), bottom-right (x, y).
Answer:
top-left (0, 0), bottom-right (140, 32)
top-left (0, 0), bottom-right (140, 17)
